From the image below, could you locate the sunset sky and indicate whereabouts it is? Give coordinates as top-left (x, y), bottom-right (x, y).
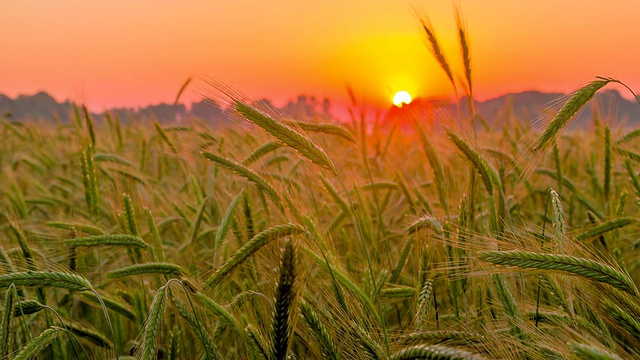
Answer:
top-left (1, 0), bottom-right (639, 114)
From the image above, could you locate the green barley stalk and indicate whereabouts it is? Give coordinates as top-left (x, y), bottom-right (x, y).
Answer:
top-left (390, 344), bottom-right (485, 360)
top-left (154, 120), bottom-right (178, 155)
top-left (354, 324), bottom-right (385, 359)
top-left (242, 192), bottom-right (255, 241)
top-left (0, 285), bottom-right (16, 357)
top-left (122, 193), bottom-right (142, 263)
top-left (553, 141), bottom-right (562, 195)
top-left (94, 152), bottom-right (137, 167)
top-left (193, 291), bottom-right (245, 336)
top-left (320, 176), bottom-right (351, 214)
top-left (8, 222), bottom-right (34, 266)
top-left (283, 120), bottom-right (356, 143)
top-left (47, 221), bottom-right (104, 235)
top-left (447, 129), bottom-right (501, 195)
top-left (616, 147), bottom-right (640, 165)
top-left (235, 101), bottom-right (336, 173)
top-left (604, 125), bottom-right (612, 205)
top-left (141, 283), bottom-right (168, 360)
top-left (13, 299), bottom-right (45, 317)
top-left (64, 234), bottom-right (147, 249)
top-left (415, 121), bottom-right (449, 214)
top-left (246, 324), bottom-right (270, 360)
top-left (14, 326), bottom-right (64, 360)
top-left (491, 274), bottom-right (523, 338)
top-left (456, 7), bottom-right (475, 119)
top-left (81, 292), bottom-right (137, 321)
top-left (0, 271), bottom-right (92, 291)
top-left (419, 16), bottom-right (456, 96)
top-left (86, 145), bottom-right (99, 215)
top-left (144, 208), bottom-right (166, 262)
top-left (533, 78), bottom-right (612, 153)
top-left (202, 151), bottom-right (284, 211)
top-left (80, 148), bottom-right (93, 215)
top-left (389, 239), bottom-right (412, 284)
top-left (270, 240), bottom-right (297, 360)
top-left (107, 262), bottom-right (185, 279)
top-left (617, 128), bottom-right (640, 144)
top-left (623, 159), bottom-right (640, 199)
top-left (395, 172), bottom-right (417, 213)
top-left (83, 105), bottom-right (95, 147)
top-left (170, 295), bottom-right (223, 360)
top-left (407, 215), bottom-right (444, 235)
top-left (205, 223), bottom-right (305, 289)
top-left (300, 299), bottom-right (341, 360)
top-left (398, 331), bottom-right (485, 345)
top-left (242, 141), bottom-right (284, 166)
top-left (174, 77), bottom-right (192, 105)
top-left (380, 286), bottom-right (416, 299)
top-left (211, 191), bottom-right (243, 259)
top-left (550, 189), bottom-right (567, 240)
top-left (568, 342), bottom-right (623, 360)
top-left (415, 278), bottom-right (433, 330)
top-left (187, 196), bottom-right (211, 248)
top-left (539, 275), bottom-right (573, 317)
top-left (602, 300), bottom-right (640, 343)
top-left (65, 321), bottom-right (112, 348)
top-left (166, 329), bottom-right (183, 360)
top-left (480, 250), bottom-right (639, 296)
top-left (301, 216), bottom-right (348, 312)
top-left (122, 193), bottom-right (140, 236)
top-left (575, 218), bottom-right (635, 241)
top-left (616, 191), bottom-right (628, 217)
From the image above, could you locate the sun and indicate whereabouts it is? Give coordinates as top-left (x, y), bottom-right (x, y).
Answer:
top-left (392, 91), bottom-right (412, 107)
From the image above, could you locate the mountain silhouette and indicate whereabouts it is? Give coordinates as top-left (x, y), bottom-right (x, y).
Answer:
top-left (383, 89), bottom-right (640, 130)
top-left (2, 90), bottom-right (639, 129)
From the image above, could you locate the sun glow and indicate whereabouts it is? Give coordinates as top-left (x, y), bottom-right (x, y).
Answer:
top-left (392, 90), bottom-right (412, 107)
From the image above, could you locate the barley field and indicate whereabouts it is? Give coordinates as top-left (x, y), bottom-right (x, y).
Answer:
top-left (3, 15), bottom-right (640, 360)
top-left (2, 80), bottom-right (640, 360)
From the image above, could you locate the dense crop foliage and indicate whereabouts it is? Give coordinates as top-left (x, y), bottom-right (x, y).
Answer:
top-left (2, 84), bottom-right (640, 359)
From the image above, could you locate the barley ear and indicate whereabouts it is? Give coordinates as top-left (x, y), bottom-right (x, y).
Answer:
top-left (419, 16), bottom-right (456, 95)
top-left (550, 189), bottom-right (567, 240)
top-left (270, 240), bottom-right (298, 360)
top-left (0, 284), bottom-right (16, 357)
top-left (205, 223), bottom-right (304, 289)
top-left (170, 295), bottom-right (223, 360)
top-left (202, 151), bottom-right (284, 211)
top-left (480, 250), bottom-right (639, 296)
top-left (533, 79), bottom-right (612, 153)
top-left (300, 299), bottom-right (341, 360)
top-left (390, 344), bottom-right (486, 360)
top-left (14, 326), bottom-right (64, 360)
top-left (235, 101), bottom-right (336, 173)
top-left (455, 6), bottom-right (475, 118)
top-left (568, 342), bottom-right (623, 360)
top-left (141, 283), bottom-right (168, 360)
top-left (447, 129), bottom-right (501, 195)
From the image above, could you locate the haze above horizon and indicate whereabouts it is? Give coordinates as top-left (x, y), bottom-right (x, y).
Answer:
top-left (1, 0), bottom-right (639, 114)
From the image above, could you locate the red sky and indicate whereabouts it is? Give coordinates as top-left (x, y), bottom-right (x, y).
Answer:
top-left (1, 0), bottom-right (639, 114)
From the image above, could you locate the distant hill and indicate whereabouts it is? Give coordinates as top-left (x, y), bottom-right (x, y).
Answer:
top-left (0, 92), bottom-right (334, 126)
top-left (2, 90), bottom-right (639, 129)
top-left (383, 89), bottom-right (640, 130)
top-left (465, 89), bottom-right (640, 128)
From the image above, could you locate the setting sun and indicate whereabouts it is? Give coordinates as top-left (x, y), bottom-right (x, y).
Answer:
top-left (392, 90), bottom-right (412, 107)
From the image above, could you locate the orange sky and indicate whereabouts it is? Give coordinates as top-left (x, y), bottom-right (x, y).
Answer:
top-left (1, 0), bottom-right (639, 114)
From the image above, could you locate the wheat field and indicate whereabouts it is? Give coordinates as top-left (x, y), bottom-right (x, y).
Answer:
top-left (3, 14), bottom-right (640, 360)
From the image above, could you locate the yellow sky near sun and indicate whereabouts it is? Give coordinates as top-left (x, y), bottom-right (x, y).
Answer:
top-left (1, 0), bottom-right (639, 112)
